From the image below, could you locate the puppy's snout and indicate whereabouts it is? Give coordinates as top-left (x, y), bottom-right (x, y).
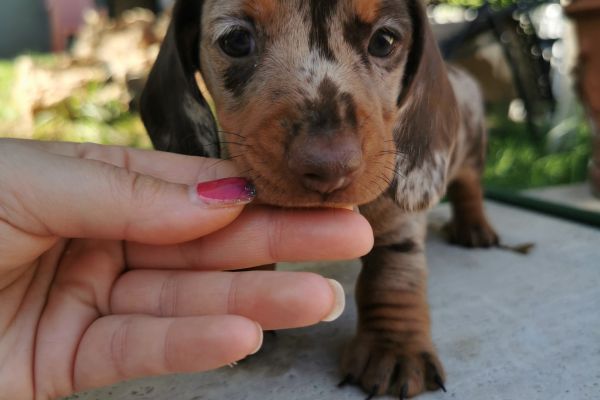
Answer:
top-left (288, 135), bottom-right (362, 195)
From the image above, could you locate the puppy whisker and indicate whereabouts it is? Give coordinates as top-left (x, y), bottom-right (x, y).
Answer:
top-left (218, 141), bottom-right (252, 148)
top-left (377, 173), bottom-right (394, 187)
top-left (357, 180), bottom-right (379, 201)
top-left (218, 130), bottom-right (248, 140)
top-left (366, 176), bottom-right (386, 195)
top-left (202, 141), bottom-right (251, 149)
top-left (204, 152), bottom-right (247, 170)
top-left (236, 168), bottom-right (255, 178)
top-left (225, 153), bottom-right (245, 161)
top-left (370, 158), bottom-right (407, 180)
top-left (373, 151), bottom-right (408, 163)
top-left (372, 179), bottom-right (388, 196)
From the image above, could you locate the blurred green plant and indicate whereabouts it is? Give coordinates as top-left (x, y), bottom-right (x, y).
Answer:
top-left (0, 55), bottom-right (592, 190)
top-left (484, 107), bottom-right (592, 189)
top-left (31, 81), bottom-right (150, 148)
top-left (433, 0), bottom-right (552, 9)
top-left (0, 55), bottom-right (151, 148)
top-left (440, 0), bottom-right (512, 7)
top-left (0, 60), bottom-right (18, 122)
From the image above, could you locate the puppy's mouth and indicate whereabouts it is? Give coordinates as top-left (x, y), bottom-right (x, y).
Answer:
top-left (253, 174), bottom-right (365, 208)
top-left (232, 146), bottom-right (394, 209)
top-left (251, 177), bottom-right (371, 208)
top-left (220, 105), bottom-right (397, 208)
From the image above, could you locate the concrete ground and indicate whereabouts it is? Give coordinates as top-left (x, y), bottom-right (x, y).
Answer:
top-left (524, 183), bottom-right (600, 213)
top-left (68, 202), bottom-right (600, 400)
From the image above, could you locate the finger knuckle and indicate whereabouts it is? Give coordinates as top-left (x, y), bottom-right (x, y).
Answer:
top-left (266, 210), bottom-right (284, 262)
top-left (158, 273), bottom-right (179, 317)
top-left (110, 317), bottom-right (133, 379)
top-left (227, 273), bottom-right (242, 314)
top-left (106, 166), bottom-right (163, 208)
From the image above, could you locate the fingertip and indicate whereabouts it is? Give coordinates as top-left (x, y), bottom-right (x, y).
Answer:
top-left (160, 316), bottom-right (263, 371)
top-left (283, 273), bottom-right (345, 326)
top-left (322, 279), bottom-right (346, 322)
top-left (189, 178), bottom-right (256, 208)
top-left (250, 321), bottom-right (264, 355)
top-left (215, 316), bottom-right (264, 361)
top-left (339, 210), bottom-right (374, 257)
top-left (357, 214), bottom-right (375, 255)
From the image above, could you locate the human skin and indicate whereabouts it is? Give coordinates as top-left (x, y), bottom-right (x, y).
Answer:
top-left (0, 139), bottom-right (374, 400)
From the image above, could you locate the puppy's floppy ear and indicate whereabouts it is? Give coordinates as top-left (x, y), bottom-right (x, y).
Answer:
top-left (140, 0), bottom-right (219, 157)
top-left (391, 0), bottom-right (459, 211)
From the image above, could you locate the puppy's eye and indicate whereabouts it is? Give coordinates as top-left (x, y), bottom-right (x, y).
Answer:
top-left (219, 28), bottom-right (255, 58)
top-left (368, 29), bottom-right (398, 58)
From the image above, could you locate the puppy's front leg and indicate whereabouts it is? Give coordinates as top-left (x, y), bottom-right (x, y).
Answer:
top-left (342, 202), bottom-right (444, 398)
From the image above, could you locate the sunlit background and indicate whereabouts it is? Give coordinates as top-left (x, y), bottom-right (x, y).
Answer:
top-left (0, 0), bottom-right (598, 212)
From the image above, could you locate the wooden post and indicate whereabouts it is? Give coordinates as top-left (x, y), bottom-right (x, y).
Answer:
top-left (565, 0), bottom-right (600, 197)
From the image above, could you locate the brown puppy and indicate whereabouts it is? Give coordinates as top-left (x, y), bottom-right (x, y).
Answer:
top-left (141, 0), bottom-right (499, 397)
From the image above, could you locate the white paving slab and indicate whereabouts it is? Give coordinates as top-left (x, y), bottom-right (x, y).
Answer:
top-left (66, 202), bottom-right (600, 400)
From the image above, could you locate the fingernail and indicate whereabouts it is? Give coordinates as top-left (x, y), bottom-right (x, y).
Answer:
top-left (251, 322), bottom-right (264, 355)
top-left (190, 178), bottom-right (256, 207)
top-left (322, 279), bottom-right (346, 322)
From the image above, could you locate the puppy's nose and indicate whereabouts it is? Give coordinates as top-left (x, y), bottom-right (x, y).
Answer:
top-left (288, 138), bottom-right (362, 195)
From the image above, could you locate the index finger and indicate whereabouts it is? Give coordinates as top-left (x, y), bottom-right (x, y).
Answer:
top-left (4, 139), bottom-right (239, 184)
top-left (1, 141), bottom-right (252, 246)
top-left (126, 206), bottom-right (374, 270)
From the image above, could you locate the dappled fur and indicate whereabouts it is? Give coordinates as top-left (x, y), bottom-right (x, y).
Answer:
top-left (141, 0), bottom-right (498, 397)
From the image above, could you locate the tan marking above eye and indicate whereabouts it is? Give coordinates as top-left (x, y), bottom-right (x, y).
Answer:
top-left (353, 0), bottom-right (381, 23)
top-left (243, 0), bottom-right (278, 23)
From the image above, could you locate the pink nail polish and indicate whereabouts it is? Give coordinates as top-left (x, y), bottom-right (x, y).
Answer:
top-left (192, 178), bottom-right (256, 207)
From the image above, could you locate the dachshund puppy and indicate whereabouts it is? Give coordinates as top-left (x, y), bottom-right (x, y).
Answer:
top-left (141, 0), bottom-right (499, 397)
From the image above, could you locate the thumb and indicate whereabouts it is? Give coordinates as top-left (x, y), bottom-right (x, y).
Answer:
top-left (1, 142), bottom-right (255, 246)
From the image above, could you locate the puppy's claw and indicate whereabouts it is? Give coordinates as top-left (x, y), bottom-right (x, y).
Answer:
top-left (399, 383), bottom-right (409, 400)
top-left (365, 385), bottom-right (379, 400)
top-left (338, 374), bottom-right (354, 388)
top-left (434, 374), bottom-right (447, 393)
top-left (498, 242), bottom-right (536, 255)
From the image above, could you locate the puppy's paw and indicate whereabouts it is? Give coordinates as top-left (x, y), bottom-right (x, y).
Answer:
top-left (445, 219), bottom-right (499, 248)
top-left (340, 334), bottom-right (446, 399)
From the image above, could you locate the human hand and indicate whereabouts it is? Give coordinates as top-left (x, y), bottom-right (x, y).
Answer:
top-left (0, 139), bottom-right (373, 400)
